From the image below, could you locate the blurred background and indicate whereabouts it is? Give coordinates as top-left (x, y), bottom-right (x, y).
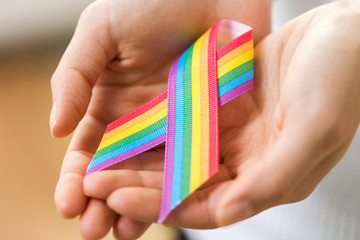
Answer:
top-left (0, 0), bottom-right (178, 239)
top-left (0, 0), bottom-right (354, 239)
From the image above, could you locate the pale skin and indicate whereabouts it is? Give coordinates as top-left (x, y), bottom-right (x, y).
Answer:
top-left (51, 0), bottom-right (360, 239)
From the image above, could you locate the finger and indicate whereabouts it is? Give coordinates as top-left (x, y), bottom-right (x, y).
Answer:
top-left (107, 150), bottom-right (165, 172)
top-left (107, 181), bottom-right (232, 229)
top-left (84, 170), bottom-right (163, 199)
top-left (56, 114), bottom-right (164, 217)
top-left (215, 26), bottom-right (360, 225)
top-left (50, 1), bottom-right (117, 137)
top-left (107, 187), bottom-right (161, 223)
top-left (55, 114), bottom-right (106, 218)
top-left (215, 119), bottom-right (346, 227)
top-left (79, 199), bottom-right (117, 240)
top-left (106, 166), bottom-right (233, 228)
top-left (113, 216), bottom-right (151, 240)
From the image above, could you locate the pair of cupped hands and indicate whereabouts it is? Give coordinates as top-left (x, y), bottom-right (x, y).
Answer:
top-left (51, 0), bottom-right (360, 239)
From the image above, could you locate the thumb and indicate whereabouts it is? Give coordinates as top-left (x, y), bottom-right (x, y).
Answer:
top-left (50, 1), bottom-right (116, 137)
top-left (215, 117), bottom-right (342, 226)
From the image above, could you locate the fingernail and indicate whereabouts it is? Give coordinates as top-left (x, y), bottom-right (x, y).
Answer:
top-left (50, 102), bottom-right (57, 134)
top-left (216, 200), bottom-right (253, 227)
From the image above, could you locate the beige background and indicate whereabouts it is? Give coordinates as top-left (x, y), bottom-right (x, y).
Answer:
top-left (0, 46), bottom-right (177, 240)
top-left (0, 0), bottom-right (177, 238)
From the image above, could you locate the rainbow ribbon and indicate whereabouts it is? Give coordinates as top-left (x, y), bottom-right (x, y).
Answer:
top-left (85, 19), bottom-right (254, 223)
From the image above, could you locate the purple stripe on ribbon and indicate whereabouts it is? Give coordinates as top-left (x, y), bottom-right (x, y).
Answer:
top-left (158, 59), bottom-right (179, 222)
top-left (219, 79), bottom-right (254, 106)
top-left (85, 134), bottom-right (166, 177)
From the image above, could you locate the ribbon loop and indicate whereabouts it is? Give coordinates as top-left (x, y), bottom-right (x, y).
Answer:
top-left (85, 19), bottom-right (254, 223)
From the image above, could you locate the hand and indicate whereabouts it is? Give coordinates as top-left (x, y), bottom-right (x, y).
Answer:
top-left (51, 0), bottom-right (271, 239)
top-left (83, 0), bottom-right (360, 232)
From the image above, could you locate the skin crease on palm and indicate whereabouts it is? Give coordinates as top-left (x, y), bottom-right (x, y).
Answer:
top-left (51, 0), bottom-right (360, 239)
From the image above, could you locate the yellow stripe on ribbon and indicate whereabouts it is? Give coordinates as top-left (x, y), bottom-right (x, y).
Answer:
top-left (102, 99), bottom-right (168, 141)
top-left (190, 35), bottom-right (203, 192)
top-left (200, 31), bottom-right (210, 184)
top-left (218, 49), bottom-right (254, 78)
top-left (98, 106), bottom-right (168, 150)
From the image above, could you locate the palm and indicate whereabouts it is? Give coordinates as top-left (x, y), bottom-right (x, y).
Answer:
top-left (83, 0), bottom-right (272, 134)
top-left (54, 0), bottom-right (359, 238)
top-left (83, 24), bottom-right (275, 229)
top-left (86, 4), bottom-right (360, 230)
top-left (75, 0), bottom-right (274, 170)
top-left (88, 34), bottom-right (277, 229)
top-left (52, 0), bottom-right (272, 237)
top-left (81, 2), bottom-right (291, 229)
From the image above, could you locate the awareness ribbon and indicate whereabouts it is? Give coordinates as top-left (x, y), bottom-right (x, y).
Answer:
top-left (85, 19), bottom-right (254, 223)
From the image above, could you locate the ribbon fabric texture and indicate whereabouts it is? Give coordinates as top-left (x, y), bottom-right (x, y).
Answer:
top-left (85, 19), bottom-right (254, 223)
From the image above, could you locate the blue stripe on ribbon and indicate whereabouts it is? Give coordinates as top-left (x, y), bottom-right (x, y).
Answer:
top-left (171, 51), bottom-right (187, 209)
top-left (218, 69), bottom-right (254, 97)
top-left (88, 125), bottom-right (167, 169)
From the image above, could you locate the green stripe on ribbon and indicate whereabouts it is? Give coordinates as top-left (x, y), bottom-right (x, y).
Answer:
top-left (181, 44), bottom-right (194, 199)
top-left (93, 117), bottom-right (167, 159)
top-left (218, 59), bottom-right (254, 87)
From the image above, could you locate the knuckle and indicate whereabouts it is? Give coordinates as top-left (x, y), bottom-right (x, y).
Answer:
top-left (245, 178), bottom-right (292, 213)
top-left (294, 191), bottom-right (312, 202)
top-left (314, 108), bottom-right (351, 150)
top-left (262, 173), bottom-right (295, 206)
top-left (266, 181), bottom-right (289, 204)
